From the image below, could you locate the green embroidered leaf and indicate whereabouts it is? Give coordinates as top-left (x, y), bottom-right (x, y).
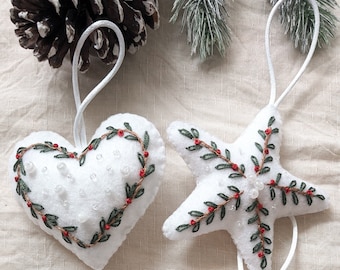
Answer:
top-left (17, 147), bottom-right (27, 154)
top-left (45, 214), bottom-right (58, 226)
top-left (300, 182), bottom-right (307, 191)
top-left (79, 155), bottom-right (86, 166)
top-left (186, 145), bottom-right (203, 151)
top-left (124, 122), bottom-right (132, 131)
top-left (240, 164), bottom-right (245, 173)
top-left (134, 188), bottom-right (144, 199)
top-left (264, 156), bottom-right (273, 163)
top-left (145, 164), bottom-right (155, 177)
top-left (260, 208), bottom-right (269, 216)
top-left (306, 195), bottom-right (313, 206)
top-left (143, 131), bottom-right (150, 150)
top-left (204, 201), bottom-right (217, 208)
top-left (220, 205), bottom-right (226, 220)
top-left (309, 187), bottom-right (316, 192)
top-left (259, 167), bottom-right (270, 174)
top-left (264, 248), bottom-right (271, 254)
top-left (99, 218), bottom-right (106, 234)
top-left (215, 163), bottom-right (231, 170)
top-left (191, 128), bottom-right (199, 138)
top-left (250, 231), bottom-right (259, 241)
top-left (106, 126), bottom-right (116, 131)
top-left (13, 160), bottom-right (20, 173)
top-left (200, 153), bottom-right (217, 160)
top-left (60, 147), bottom-right (68, 153)
top-left (77, 240), bottom-right (87, 248)
top-left (138, 152), bottom-right (145, 167)
top-left (179, 129), bottom-right (194, 139)
top-left (261, 256), bottom-right (267, 269)
top-left (281, 189), bottom-right (287, 205)
top-left (218, 193), bottom-right (229, 201)
top-left (99, 234), bottom-right (111, 243)
top-left (246, 201), bottom-right (258, 212)
top-left (264, 237), bottom-right (272, 245)
top-left (271, 128), bottom-right (279, 134)
top-left (268, 116), bottom-right (276, 127)
top-left (289, 180), bottom-right (297, 188)
top-left (235, 198), bottom-right (241, 210)
top-left (125, 135), bottom-right (138, 141)
top-left (15, 181), bottom-right (21, 195)
top-left (30, 207), bottom-right (38, 219)
top-left (192, 222), bottom-right (200, 233)
top-left (176, 224), bottom-right (190, 232)
top-left (125, 183), bottom-right (131, 198)
top-left (188, 211), bottom-right (204, 217)
top-left (211, 141), bottom-right (217, 150)
top-left (267, 144), bottom-right (275, 149)
top-left (93, 138), bottom-right (102, 150)
top-left (20, 179), bottom-right (30, 194)
top-left (229, 172), bottom-right (243, 178)
top-left (292, 192), bottom-right (299, 205)
top-left (111, 219), bottom-right (121, 227)
top-left (258, 130), bottom-right (266, 140)
top-left (251, 155), bottom-right (259, 166)
top-left (206, 213), bottom-right (215, 225)
top-left (228, 186), bottom-right (240, 193)
top-left (20, 161), bottom-right (26, 176)
top-left (276, 173), bottom-right (282, 184)
top-left (43, 219), bottom-right (52, 229)
top-left (260, 223), bottom-right (270, 231)
top-left (225, 149), bottom-right (231, 160)
top-left (255, 142), bottom-right (263, 153)
top-left (316, 194), bottom-right (325, 200)
top-left (62, 234), bottom-right (72, 244)
top-left (54, 154), bottom-right (70, 159)
top-left (252, 242), bottom-right (262, 253)
top-left (106, 131), bottom-right (117, 140)
top-left (63, 226), bottom-right (77, 232)
top-left (108, 208), bottom-right (119, 224)
top-left (270, 187), bottom-right (276, 200)
top-left (248, 214), bottom-right (259, 224)
top-left (32, 203), bottom-right (44, 211)
top-left (90, 232), bottom-right (99, 244)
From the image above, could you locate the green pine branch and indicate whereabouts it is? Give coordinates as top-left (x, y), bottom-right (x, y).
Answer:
top-left (269, 0), bottom-right (338, 53)
top-left (170, 0), bottom-right (231, 60)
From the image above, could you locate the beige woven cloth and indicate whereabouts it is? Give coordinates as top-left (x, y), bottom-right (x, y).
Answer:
top-left (1, 1), bottom-right (339, 269)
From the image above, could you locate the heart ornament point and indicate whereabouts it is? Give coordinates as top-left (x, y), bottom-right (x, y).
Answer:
top-left (9, 113), bottom-right (165, 270)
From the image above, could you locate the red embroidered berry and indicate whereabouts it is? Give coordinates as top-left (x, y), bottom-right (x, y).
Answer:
top-left (231, 163), bottom-right (239, 171)
top-left (126, 198), bottom-right (132, 204)
top-left (264, 148), bottom-right (269, 155)
top-left (234, 193), bottom-right (240, 199)
top-left (257, 203), bottom-right (263, 210)
top-left (14, 176), bottom-right (19, 182)
top-left (254, 165), bottom-right (260, 173)
top-left (53, 143), bottom-right (59, 148)
top-left (269, 179), bottom-right (276, 186)
top-left (190, 220), bottom-right (196, 226)
top-left (208, 206), bottom-right (215, 213)
top-left (139, 168), bottom-right (146, 177)
top-left (69, 153), bottom-right (75, 158)
top-left (194, 138), bottom-right (201, 145)
top-left (118, 129), bottom-right (124, 137)
top-left (63, 230), bottom-right (69, 237)
top-left (259, 227), bottom-right (265, 234)
top-left (88, 144), bottom-right (93, 150)
top-left (104, 224), bottom-right (111, 230)
top-left (284, 187), bottom-right (290, 194)
top-left (265, 128), bottom-right (272, 135)
top-left (143, 151), bottom-right (149, 158)
top-left (258, 251), bottom-right (264, 258)
top-left (27, 201), bottom-right (32, 208)
top-left (306, 190), bottom-right (313, 196)
top-left (42, 215), bottom-right (47, 222)
top-left (215, 149), bottom-right (221, 155)
top-left (15, 154), bottom-right (21, 159)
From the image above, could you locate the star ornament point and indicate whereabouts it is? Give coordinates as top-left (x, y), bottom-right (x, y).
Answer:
top-left (163, 105), bottom-right (329, 270)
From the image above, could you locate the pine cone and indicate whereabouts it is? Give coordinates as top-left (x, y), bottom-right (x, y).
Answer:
top-left (10, 0), bottom-right (160, 71)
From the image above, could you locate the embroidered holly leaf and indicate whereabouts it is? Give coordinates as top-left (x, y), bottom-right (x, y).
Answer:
top-left (106, 130), bottom-right (117, 140)
top-left (251, 155), bottom-right (259, 166)
top-left (316, 194), bottom-right (325, 200)
top-left (289, 180), bottom-right (297, 188)
top-left (46, 214), bottom-right (58, 226)
top-left (300, 182), bottom-right (307, 191)
top-left (79, 155), bottom-right (86, 166)
top-left (16, 147), bottom-right (27, 154)
top-left (259, 166), bottom-right (270, 174)
top-left (229, 173), bottom-right (243, 178)
top-left (63, 226), bottom-right (77, 232)
top-left (206, 213), bottom-right (215, 225)
top-left (98, 234), bottom-right (111, 243)
top-left (260, 207), bottom-right (269, 216)
top-left (111, 219), bottom-right (121, 227)
top-left (125, 135), bottom-right (138, 141)
top-left (200, 153), bottom-right (217, 160)
top-left (264, 156), bottom-right (273, 163)
top-left (267, 143), bottom-right (275, 149)
top-left (134, 188), bottom-right (144, 199)
top-left (225, 149), bottom-right (231, 160)
top-left (99, 218), bottom-right (106, 234)
top-left (179, 129), bottom-right (194, 139)
top-left (145, 164), bottom-right (155, 177)
top-left (32, 203), bottom-right (44, 211)
top-left (228, 186), bottom-right (240, 193)
top-left (124, 122), bottom-right (132, 131)
top-left (90, 232), bottom-right (99, 244)
top-left (188, 211), bottom-right (204, 217)
top-left (30, 207), bottom-right (38, 219)
top-left (264, 237), bottom-right (272, 245)
top-left (77, 240), bottom-right (87, 249)
top-left (235, 197), bottom-right (241, 210)
top-left (218, 193), bottom-right (229, 201)
top-left (62, 233), bottom-right (72, 244)
top-left (54, 153), bottom-right (71, 159)
top-left (191, 128), bottom-right (199, 138)
top-left (268, 116), bottom-right (276, 127)
top-left (90, 138), bottom-right (101, 150)
top-left (250, 231), bottom-right (259, 241)
top-left (138, 152), bottom-right (145, 167)
top-left (186, 145), bottom-right (203, 151)
top-left (271, 128), bottom-right (279, 134)
top-left (260, 223), bottom-right (270, 231)
top-left (220, 205), bottom-right (226, 220)
top-left (215, 163), bottom-right (231, 170)
top-left (261, 256), bottom-right (268, 269)
top-left (211, 141), bottom-right (218, 150)
top-left (248, 214), bottom-right (259, 224)
top-left (276, 173), bottom-right (282, 184)
top-left (204, 201), bottom-right (217, 208)
top-left (192, 222), bottom-right (200, 232)
top-left (270, 187), bottom-right (275, 200)
top-left (292, 192), bottom-right (299, 205)
top-left (281, 189), bottom-right (287, 205)
top-left (252, 242), bottom-right (262, 253)
top-left (306, 195), bottom-right (313, 206)
top-left (143, 131), bottom-right (150, 150)
top-left (176, 224), bottom-right (190, 232)
top-left (255, 142), bottom-right (263, 153)
top-left (246, 200), bottom-right (258, 212)
top-left (258, 129), bottom-right (266, 140)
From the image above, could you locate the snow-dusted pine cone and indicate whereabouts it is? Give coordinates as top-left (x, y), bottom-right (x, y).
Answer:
top-left (10, 0), bottom-right (160, 71)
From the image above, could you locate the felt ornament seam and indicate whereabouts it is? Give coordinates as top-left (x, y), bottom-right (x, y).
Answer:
top-left (12, 122), bottom-right (154, 249)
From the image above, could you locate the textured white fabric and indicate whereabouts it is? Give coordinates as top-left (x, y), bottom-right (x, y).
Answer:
top-left (1, 1), bottom-right (339, 270)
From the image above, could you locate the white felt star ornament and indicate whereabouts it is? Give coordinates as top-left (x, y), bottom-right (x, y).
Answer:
top-left (163, 105), bottom-right (329, 270)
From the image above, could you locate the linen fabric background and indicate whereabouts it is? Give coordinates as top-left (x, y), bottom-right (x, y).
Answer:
top-left (0, 1), bottom-right (339, 269)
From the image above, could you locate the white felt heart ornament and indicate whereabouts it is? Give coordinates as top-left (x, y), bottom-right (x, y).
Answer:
top-left (9, 113), bottom-right (165, 270)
